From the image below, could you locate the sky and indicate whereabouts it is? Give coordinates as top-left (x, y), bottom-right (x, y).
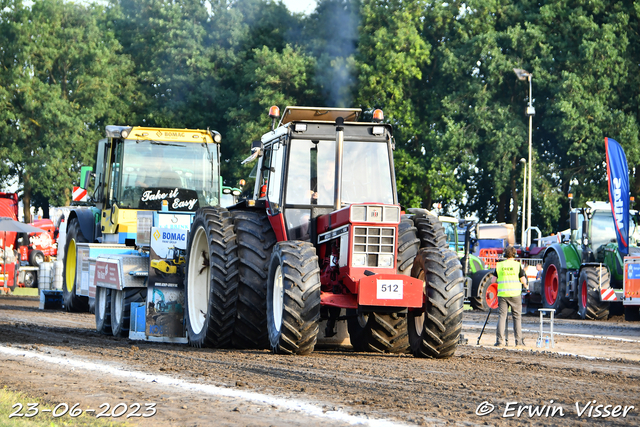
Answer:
top-left (281, 0), bottom-right (317, 15)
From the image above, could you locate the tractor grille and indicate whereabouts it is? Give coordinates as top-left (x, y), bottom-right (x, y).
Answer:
top-left (352, 226), bottom-right (396, 268)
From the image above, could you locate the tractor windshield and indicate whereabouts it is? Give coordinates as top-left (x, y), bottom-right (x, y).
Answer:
top-left (591, 210), bottom-right (617, 250)
top-left (117, 139), bottom-right (219, 210)
top-left (286, 139), bottom-right (394, 206)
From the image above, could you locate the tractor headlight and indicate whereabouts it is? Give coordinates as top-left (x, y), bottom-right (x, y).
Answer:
top-left (352, 254), bottom-right (366, 267)
top-left (378, 254), bottom-right (393, 267)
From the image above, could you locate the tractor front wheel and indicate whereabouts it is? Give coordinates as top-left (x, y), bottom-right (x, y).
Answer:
top-left (469, 270), bottom-right (498, 311)
top-left (184, 208), bottom-right (239, 348)
top-left (408, 247), bottom-right (464, 359)
top-left (266, 241), bottom-right (321, 355)
top-left (578, 267), bottom-right (610, 320)
top-left (347, 311), bottom-right (409, 353)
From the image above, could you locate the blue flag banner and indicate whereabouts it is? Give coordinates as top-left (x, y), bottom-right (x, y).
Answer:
top-left (605, 137), bottom-right (630, 255)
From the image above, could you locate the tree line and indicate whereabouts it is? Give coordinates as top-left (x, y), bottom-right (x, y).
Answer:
top-left (1, 0), bottom-right (638, 235)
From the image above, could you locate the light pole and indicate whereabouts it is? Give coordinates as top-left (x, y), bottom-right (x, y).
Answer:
top-left (514, 68), bottom-right (535, 247)
top-left (519, 158), bottom-right (527, 247)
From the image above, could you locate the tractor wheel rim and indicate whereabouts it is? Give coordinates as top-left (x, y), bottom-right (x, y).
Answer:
top-left (413, 269), bottom-right (426, 335)
top-left (187, 226), bottom-right (209, 335)
top-left (114, 290), bottom-right (123, 325)
top-left (65, 239), bottom-right (76, 293)
top-left (581, 280), bottom-right (587, 309)
top-left (357, 313), bottom-right (368, 328)
top-left (273, 265), bottom-right (284, 333)
top-left (36, 253), bottom-right (44, 264)
top-left (486, 282), bottom-right (499, 309)
top-left (545, 264), bottom-right (559, 305)
top-left (97, 287), bottom-right (107, 321)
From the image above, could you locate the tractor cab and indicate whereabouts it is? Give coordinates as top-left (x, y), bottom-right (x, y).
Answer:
top-left (250, 106), bottom-right (396, 244)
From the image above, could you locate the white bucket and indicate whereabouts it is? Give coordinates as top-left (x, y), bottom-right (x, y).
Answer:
top-left (51, 260), bottom-right (63, 290)
top-left (38, 262), bottom-right (53, 290)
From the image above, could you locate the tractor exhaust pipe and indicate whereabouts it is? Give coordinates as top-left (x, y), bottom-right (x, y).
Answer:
top-left (334, 117), bottom-right (344, 211)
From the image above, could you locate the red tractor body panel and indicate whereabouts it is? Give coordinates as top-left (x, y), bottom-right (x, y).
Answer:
top-left (314, 203), bottom-right (421, 309)
top-left (267, 212), bottom-right (288, 242)
top-left (0, 192), bottom-right (19, 250)
top-left (357, 273), bottom-right (424, 308)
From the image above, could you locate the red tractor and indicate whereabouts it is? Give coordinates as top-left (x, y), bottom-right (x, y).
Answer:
top-left (19, 218), bottom-right (58, 267)
top-left (184, 106), bottom-right (464, 358)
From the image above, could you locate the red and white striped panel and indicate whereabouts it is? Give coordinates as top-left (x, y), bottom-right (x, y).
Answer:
top-left (72, 186), bottom-right (87, 202)
top-left (600, 288), bottom-right (618, 301)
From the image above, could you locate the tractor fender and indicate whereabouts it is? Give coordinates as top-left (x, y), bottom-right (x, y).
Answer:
top-left (543, 243), bottom-right (581, 271)
top-left (67, 208), bottom-right (99, 243)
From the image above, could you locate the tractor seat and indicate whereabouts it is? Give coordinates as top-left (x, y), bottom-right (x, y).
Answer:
top-left (156, 171), bottom-right (182, 188)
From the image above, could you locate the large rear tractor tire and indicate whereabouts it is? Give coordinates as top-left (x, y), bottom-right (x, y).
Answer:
top-left (541, 251), bottom-right (569, 312)
top-left (347, 311), bottom-right (409, 353)
top-left (184, 208), bottom-right (239, 348)
top-left (62, 218), bottom-right (89, 312)
top-left (111, 288), bottom-right (146, 337)
top-left (397, 217), bottom-right (420, 276)
top-left (95, 286), bottom-right (112, 335)
top-left (469, 270), bottom-right (498, 311)
top-left (408, 247), bottom-right (465, 359)
top-left (414, 214), bottom-right (448, 249)
top-left (231, 210), bottom-right (277, 349)
top-left (578, 267), bottom-right (610, 320)
top-left (266, 241), bottom-right (321, 355)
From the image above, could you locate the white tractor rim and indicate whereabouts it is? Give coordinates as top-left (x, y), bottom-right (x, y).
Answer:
top-left (188, 226), bottom-right (210, 335)
top-left (357, 313), bottom-right (368, 328)
top-left (97, 287), bottom-right (107, 321)
top-left (413, 270), bottom-right (427, 335)
top-left (113, 290), bottom-right (123, 325)
top-left (273, 264), bottom-right (284, 333)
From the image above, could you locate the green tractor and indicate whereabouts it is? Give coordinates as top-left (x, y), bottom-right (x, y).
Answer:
top-left (439, 217), bottom-right (499, 311)
top-left (536, 201), bottom-right (640, 319)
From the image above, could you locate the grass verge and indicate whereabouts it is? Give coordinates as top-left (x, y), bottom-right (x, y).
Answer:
top-left (9, 287), bottom-right (39, 297)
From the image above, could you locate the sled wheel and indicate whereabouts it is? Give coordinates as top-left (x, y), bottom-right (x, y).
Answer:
top-left (95, 286), bottom-right (112, 335)
top-left (111, 288), bottom-right (146, 337)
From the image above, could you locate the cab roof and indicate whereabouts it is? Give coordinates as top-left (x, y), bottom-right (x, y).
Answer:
top-left (279, 106), bottom-right (361, 127)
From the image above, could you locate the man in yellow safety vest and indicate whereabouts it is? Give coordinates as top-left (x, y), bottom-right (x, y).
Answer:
top-left (492, 246), bottom-right (528, 346)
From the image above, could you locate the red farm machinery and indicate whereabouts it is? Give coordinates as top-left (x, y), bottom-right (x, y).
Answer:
top-left (183, 106), bottom-right (465, 358)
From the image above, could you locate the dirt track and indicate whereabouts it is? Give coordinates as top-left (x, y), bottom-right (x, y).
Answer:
top-left (1, 295), bottom-right (640, 426)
